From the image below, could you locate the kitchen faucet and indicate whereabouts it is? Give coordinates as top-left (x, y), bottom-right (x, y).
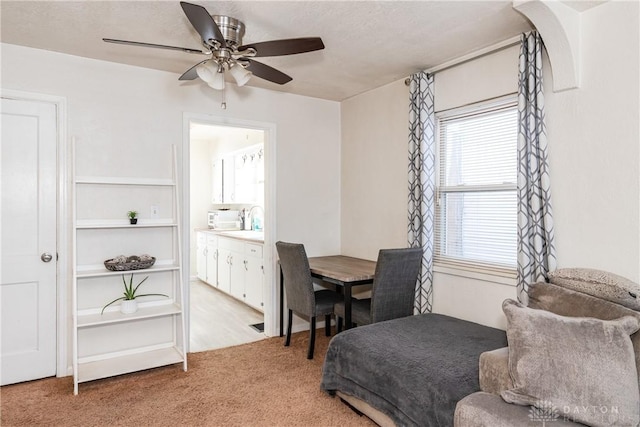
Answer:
top-left (247, 205), bottom-right (264, 231)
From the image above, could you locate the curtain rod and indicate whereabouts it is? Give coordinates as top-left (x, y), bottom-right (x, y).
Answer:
top-left (404, 35), bottom-right (521, 85)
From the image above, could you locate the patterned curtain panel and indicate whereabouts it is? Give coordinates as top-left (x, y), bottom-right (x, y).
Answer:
top-left (408, 72), bottom-right (435, 313)
top-left (517, 31), bottom-right (557, 303)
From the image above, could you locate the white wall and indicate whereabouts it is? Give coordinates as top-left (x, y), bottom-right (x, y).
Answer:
top-left (340, 2), bottom-right (640, 328)
top-left (341, 79), bottom-right (410, 260)
top-left (189, 138), bottom-right (213, 275)
top-left (545, 1), bottom-right (639, 282)
top-left (1, 43), bottom-right (341, 368)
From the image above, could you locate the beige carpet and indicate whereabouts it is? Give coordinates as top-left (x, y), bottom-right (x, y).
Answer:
top-left (1, 331), bottom-right (375, 426)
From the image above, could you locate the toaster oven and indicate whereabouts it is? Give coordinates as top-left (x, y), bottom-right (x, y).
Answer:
top-left (207, 210), bottom-right (241, 230)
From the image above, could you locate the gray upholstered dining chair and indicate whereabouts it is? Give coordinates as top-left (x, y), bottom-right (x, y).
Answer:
top-left (276, 241), bottom-right (342, 359)
top-left (335, 247), bottom-right (422, 331)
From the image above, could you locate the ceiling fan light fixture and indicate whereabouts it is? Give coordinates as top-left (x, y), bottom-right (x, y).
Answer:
top-left (195, 61), bottom-right (217, 83)
top-left (229, 64), bottom-right (252, 87)
top-left (208, 69), bottom-right (226, 90)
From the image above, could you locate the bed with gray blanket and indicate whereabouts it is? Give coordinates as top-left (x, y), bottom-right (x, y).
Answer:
top-left (320, 313), bottom-right (507, 426)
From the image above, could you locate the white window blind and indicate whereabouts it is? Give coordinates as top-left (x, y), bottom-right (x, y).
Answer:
top-left (435, 100), bottom-right (518, 273)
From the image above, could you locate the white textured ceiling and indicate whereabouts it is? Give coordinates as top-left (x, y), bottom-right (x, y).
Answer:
top-left (0, 1), bottom-right (533, 101)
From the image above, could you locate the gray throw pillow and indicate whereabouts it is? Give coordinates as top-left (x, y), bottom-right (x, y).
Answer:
top-left (501, 299), bottom-right (640, 427)
top-left (548, 268), bottom-right (640, 310)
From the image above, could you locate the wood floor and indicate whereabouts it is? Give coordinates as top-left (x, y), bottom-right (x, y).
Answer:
top-left (189, 279), bottom-right (265, 353)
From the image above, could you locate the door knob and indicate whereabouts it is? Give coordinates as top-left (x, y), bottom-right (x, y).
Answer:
top-left (41, 253), bottom-right (53, 262)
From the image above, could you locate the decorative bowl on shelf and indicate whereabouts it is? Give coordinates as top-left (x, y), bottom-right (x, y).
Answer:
top-left (104, 254), bottom-right (155, 271)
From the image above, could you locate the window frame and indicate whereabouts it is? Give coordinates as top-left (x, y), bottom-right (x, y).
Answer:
top-left (433, 95), bottom-right (518, 280)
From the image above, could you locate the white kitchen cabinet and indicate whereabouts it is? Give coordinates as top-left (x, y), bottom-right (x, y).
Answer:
top-left (72, 145), bottom-right (186, 395)
top-left (217, 246), bottom-right (232, 294)
top-left (234, 152), bottom-right (257, 204)
top-left (216, 236), bottom-right (264, 312)
top-left (211, 158), bottom-right (223, 203)
top-left (196, 231), bottom-right (218, 286)
top-left (211, 155), bottom-right (235, 203)
top-left (218, 237), bottom-right (243, 298)
top-left (244, 243), bottom-right (264, 311)
top-left (205, 234), bottom-right (218, 287)
top-left (222, 154), bottom-right (235, 202)
top-left (229, 250), bottom-right (245, 300)
top-left (196, 232), bottom-right (207, 282)
top-left (233, 145), bottom-right (264, 205)
top-left (211, 144), bottom-right (263, 205)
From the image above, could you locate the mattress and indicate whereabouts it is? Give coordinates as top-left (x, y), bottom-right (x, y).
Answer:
top-left (321, 313), bottom-right (507, 426)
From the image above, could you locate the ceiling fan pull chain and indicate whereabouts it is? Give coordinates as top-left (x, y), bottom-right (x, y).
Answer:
top-left (221, 83), bottom-right (227, 110)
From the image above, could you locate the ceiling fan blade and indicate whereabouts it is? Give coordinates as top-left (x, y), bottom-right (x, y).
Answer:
top-left (244, 60), bottom-right (292, 85)
top-left (239, 37), bottom-right (324, 57)
top-left (103, 38), bottom-right (205, 55)
top-left (179, 60), bottom-right (208, 81)
top-left (180, 2), bottom-right (226, 48)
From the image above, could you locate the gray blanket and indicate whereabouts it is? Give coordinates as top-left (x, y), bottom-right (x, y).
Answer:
top-left (321, 314), bottom-right (507, 426)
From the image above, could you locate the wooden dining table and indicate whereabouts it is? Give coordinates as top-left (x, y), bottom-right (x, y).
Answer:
top-left (279, 255), bottom-right (377, 337)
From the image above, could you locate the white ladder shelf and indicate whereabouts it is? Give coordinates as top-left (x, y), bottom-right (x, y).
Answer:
top-left (71, 144), bottom-right (187, 394)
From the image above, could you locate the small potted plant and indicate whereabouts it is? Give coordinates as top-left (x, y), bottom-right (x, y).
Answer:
top-left (101, 274), bottom-right (168, 315)
top-left (127, 210), bottom-right (138, 225)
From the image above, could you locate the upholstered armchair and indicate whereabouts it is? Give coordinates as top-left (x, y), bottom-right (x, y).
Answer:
top-left (455, 271), bottom-right (640, 427)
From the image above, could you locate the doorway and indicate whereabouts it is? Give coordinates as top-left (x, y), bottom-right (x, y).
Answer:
top-left (182, 113), bottom-right (277, 353)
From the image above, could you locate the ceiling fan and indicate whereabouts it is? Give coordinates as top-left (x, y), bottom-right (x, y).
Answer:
top-left (103, 1), bottom-right (324, 104)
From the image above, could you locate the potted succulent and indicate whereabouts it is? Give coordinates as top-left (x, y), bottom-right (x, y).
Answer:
top-left (101, 274), bottom-right (168, 315)
top-left (127, 210), bottom-right (138, 225)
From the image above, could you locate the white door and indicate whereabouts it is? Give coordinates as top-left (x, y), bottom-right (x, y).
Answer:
top-left (1, 98), bottom-right (58, 385)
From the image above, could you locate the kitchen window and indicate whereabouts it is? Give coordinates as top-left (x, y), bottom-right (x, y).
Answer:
top-left (435, 98), bottom-right (518, 275)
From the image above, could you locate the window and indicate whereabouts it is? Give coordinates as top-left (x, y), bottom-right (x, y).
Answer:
top-left (435, 99), bottom-right (518, 273)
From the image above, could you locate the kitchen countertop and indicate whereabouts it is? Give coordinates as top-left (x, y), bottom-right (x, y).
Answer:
top-left (196, 228), bottom-right (264, 244)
